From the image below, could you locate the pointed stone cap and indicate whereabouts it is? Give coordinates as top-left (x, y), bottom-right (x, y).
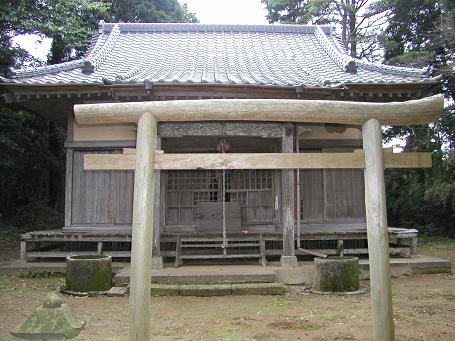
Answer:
top-left (10, 292), bottom-right (85, 340)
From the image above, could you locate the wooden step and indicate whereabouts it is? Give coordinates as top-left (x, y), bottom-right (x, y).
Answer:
top-left (181, 243), bottom-right (260, 248)
top-left (27, 251), bottom-right (96, 258)
top-left (180, 237), bottom-right (260, 242)
top-left (180, 254), bottom-right (261, 259)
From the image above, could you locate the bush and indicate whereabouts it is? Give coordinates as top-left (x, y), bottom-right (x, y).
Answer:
top-left (7, 201), bottom-right (63, 232)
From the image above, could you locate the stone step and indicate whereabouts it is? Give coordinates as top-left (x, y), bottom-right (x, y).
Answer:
top-left (114, 265), bottom-right (278, 286)
top-left (150, 283), bottom-right (286, 296)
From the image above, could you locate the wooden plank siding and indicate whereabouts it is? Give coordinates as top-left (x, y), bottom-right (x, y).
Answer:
top-left (71, 150), bottom-right (134, 225)
top-left (323, 168), bottom-right (366, 222)
top-left (300, 169), bottom-right (324, 222)
top-left (299, 147), bottom-right (366, 224)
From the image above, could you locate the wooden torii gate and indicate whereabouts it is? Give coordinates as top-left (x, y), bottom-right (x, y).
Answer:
top-left (74, 95), bottom-right (443, 341)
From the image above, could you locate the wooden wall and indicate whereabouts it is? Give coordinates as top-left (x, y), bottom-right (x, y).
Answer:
top-left (299, 147), bottom-right (365, 224)
top-left (300, 169), bottom-right (365, 223)
top-left (65, 120), bottom-right (365, 232)
top-left (69, 150), bottom-right (134, 227)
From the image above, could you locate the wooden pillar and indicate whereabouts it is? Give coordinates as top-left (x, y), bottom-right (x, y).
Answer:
top-left (128, 112), bottom-right (157, 341)
top-left (20, 241), bottom-right (27, 261)
top-left (281, 124), bottom-right (298, 267)
top-left (152, 136), bottom-right (163, 269)
top-left (362, 118), bottom-right (395, 341)
top-left (411, 236), bottom-right (418, 255)
top-left (64, 111), bottom-right (75, 228)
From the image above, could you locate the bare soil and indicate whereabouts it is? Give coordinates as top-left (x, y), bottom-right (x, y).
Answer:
top-left (0, 239), bottom-right (453, 341)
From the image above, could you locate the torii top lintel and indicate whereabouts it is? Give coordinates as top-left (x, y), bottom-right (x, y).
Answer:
top-left (74, 95), bottom-right (444, 126)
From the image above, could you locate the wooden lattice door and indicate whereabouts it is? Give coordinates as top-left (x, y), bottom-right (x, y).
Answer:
top-left (165, 170), bottom-right (275, 231)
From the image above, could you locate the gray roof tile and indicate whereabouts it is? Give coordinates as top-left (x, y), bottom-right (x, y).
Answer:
top-left (1, 22), bottom-right (431, 87)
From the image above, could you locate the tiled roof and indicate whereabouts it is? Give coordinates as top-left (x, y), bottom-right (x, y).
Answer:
top-left (1, 22), bottom-right (431, 87)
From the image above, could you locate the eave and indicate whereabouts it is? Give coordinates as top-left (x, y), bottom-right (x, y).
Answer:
top-left (1, 80), bottom-right (442, 104)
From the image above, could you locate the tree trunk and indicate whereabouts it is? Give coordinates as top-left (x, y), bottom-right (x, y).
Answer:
top-left (349, 0), bottom-right (357, 58)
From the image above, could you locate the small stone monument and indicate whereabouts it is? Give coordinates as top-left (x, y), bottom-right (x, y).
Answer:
top-left (10, 292), bottom-right (85, 340)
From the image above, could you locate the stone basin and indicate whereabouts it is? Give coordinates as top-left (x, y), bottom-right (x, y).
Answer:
top-left (66, 255), bottom-right (112, 292)
top-left (312, 256), bottom-right (360, 293)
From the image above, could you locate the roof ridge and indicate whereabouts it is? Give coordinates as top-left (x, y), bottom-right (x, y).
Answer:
top-left (317, 27), bottom-right (428, 78)
top-left (11, 59), bottom-right (85, 78)
top-left (101, 22), bottom-right (335, 35)
top-left (355, 58), bottom-right (428, 78)
top-left (83, 33), bottom-right (101, 58)
top-left (11, 24), bottom-right (121, 78)
top-left (84, 23), bottom-right (121, 72)
top-left (314, 26), bottom-right (351, 73)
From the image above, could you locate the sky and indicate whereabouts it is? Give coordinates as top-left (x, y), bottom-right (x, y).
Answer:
top-left (13, 0), bottom-right (269, 62)
top-left (181, 0), bottom-right (268, 24)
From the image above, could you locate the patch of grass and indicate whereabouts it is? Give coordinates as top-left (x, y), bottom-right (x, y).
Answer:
top-left (210, 326), bottom-right (238, 341)
top-left (252, 330), bottom-right (279, 341)
top-left (411, 289), bottom-right (439, 300)
top-left (419, 236), bottom-right (455, 249)
top-left (267, 318), bottom-right (324, 331)
top-left (418, 236), bottom-right (455, 272)
top-left (334, 332), bottom-right (357, 340)
top-left (396, 336), bottom-right (424, 341)
top-left (0, 275), bottom-right (66, 302)
top-left (394, 313), bottom-right (409, 321)
top-left (90, 333), bottom-right (127, 341)
top-left (58, 277), bottom-right (68, 291)
top-left (150, 300), bottom-right (167, 309)
top-left (267, 297), bottom-right (297, 308)
top-left (18, 271), bottom-right (64, 279)
top-left (161, 324), bottom-right (188, 337)
top-left (200, 310), bottom-right (221, 320)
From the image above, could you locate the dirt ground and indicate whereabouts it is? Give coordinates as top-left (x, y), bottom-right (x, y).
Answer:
top-left (0, 239), bottom-right (454, 341)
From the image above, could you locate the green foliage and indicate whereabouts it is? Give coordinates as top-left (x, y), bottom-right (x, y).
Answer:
top-left (58, 277), bottom-right (68, 291)
top-left (379, 0), bottom-right (442, 61)
top-left (0, 0), bottom-right (110, 72)
top-left (0, 104), bottom-right (66, 217)
top-left (7, 201), bottom-right (64, 232)
top-left (385, 167), bottom-right (455, 237)
top-left (107, 0), bottom-right (198, 24)
top-left (383, 107), bottom-right (455, 237)
top-left (380, 1), bottom-right (455, 237)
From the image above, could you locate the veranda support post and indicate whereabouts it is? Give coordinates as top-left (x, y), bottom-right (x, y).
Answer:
top-left (128, 112), bottom-right (157, 341)
top-left (362, 118), bottom-right (395, 341)
top-left (281, 123), bottom-right (297, 267)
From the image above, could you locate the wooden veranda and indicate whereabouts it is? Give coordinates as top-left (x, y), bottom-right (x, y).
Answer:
top-left (20, 227), bottom-right (418, 263)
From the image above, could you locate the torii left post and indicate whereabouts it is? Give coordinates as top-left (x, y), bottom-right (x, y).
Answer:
top-left (128, 112), bottom-right (156, 341)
